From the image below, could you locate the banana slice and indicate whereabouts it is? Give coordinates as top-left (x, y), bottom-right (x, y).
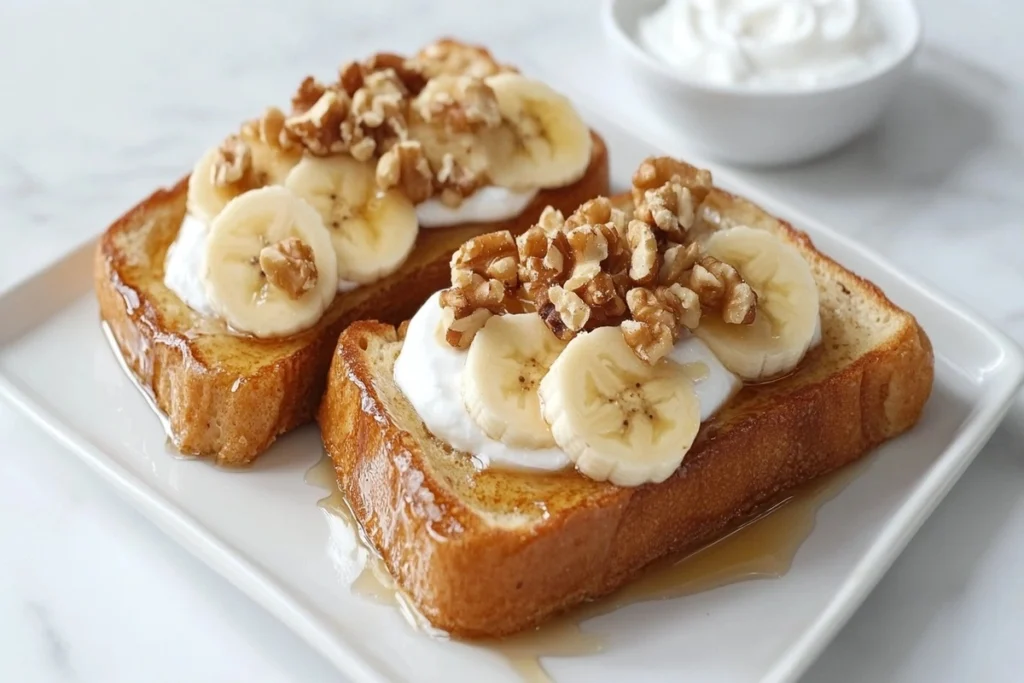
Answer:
top-left (462, 313), bottom-right (567, 448)
top-left (187, 128), bottom-right (301, 224)
top-left (538, 326), bottom-right (700, 487)
top-left (285, 155), bottom-right (418, 284)
top-left (481, 73), bottom-right (592, 190)
top-left (202, 186), bottom-right (338, 337)
top-left (694, 226), bottom-right (820, 381)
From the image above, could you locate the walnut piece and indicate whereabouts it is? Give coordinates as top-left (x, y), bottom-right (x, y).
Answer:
top-left (450, 230), bottom-right (519, 287)
top-left (632, 156), bottom-right (713, 209)
top-left (291, 77), bottom-right (328, 114)
top-left (414, 38), bottom-right (511, 80)
top-left (626, 219), bottom-right (658, 285)
top-left (564, 196), bottom-right (613, 231)
top-left (240, 107), bottom-right (298, 153)
top-left (440, 306), bottom-right (492, 349)
top-left (688, 256), bottom-right (757, 324)
top-left (536, 205), bottom-right (565, 235)
top-left (376, 140), bottom-right (434, 203)
top-left (363, 52), bottom-right (428, 95)
top-left (579, 271), bottom-right (627, 328)
top-left (211, 135), bottom-right (252, 187)
top-left (414, 75), bottom-right (502, 133)
top-left (659, 241), bottom-right (703, 286)
top-left (351, 70), bottom-right (406, 130)
top-left (438, 231), bottom-right (521, 347)
top-left (563, 223), bottom-right (609, 290)
top-left (542, 285), bottom-right (590, 340)
top-left (621, 284), bottom-right (701, 364)
top-left (641, 182), bottom-right (695, 241)
top-left (259, 238), bottom-right (318, 299)
top-left (435, 152), bottom-right (483, 205)
top-left (516, 225), bottom-right (571, 303)
top-left (283, 89), bottom-right (350, 156)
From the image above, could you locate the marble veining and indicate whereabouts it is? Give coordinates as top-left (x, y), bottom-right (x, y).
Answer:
top-left (0, 1), bottom-right (1022, 682)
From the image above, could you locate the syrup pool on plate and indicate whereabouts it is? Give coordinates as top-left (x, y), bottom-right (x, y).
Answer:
top-left (305, 454), bottom-right (866, 682)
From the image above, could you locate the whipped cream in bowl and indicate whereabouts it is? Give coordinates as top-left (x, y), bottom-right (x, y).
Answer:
top-left (638, 0), bottom-right (892, 90)
top-left (602, 0), bottom-right (921, 165)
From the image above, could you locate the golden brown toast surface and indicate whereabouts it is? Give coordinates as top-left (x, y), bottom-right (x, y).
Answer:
top-left (318, 188), bottom-right (934, 637)
top-left (94, 133), bottom-right (609, 465)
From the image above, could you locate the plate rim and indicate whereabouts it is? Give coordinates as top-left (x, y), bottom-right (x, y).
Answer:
top-left (2, 124), bottom-right (1023, 683)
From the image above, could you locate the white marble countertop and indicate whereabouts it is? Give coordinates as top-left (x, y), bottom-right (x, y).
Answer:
top-left (1, 1), bottom-right (1022, 681)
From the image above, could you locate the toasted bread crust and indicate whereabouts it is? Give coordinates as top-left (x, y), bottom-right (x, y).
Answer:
top-left (318, 190), bottom-right (934, 637)
top-left (95, 133), bottom-right (609, 465)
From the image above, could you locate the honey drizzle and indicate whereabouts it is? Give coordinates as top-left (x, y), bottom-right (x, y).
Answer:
top-left (306, 454), bottom-right (863, 682)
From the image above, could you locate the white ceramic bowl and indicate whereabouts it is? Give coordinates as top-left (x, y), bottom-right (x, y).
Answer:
top-left (602, 0), bottom-right (922, 167)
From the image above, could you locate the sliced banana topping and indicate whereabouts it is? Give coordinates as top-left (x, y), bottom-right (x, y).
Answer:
top-left (694, 226), bottom-right (819, 381)
top-left (538, 326), bottom-right (701, 487)
top-left (187, 124), bottom-right (301, 224)
top-left (202, 186), bottom-right (337, 338)
top-left (462, 313), bottom-right (567, 449)
top-left (285, 155), bottom-right (419, 284)
top-left (481, 73), bottom-right (592, 191)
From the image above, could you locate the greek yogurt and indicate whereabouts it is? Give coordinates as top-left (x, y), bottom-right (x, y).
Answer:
top-left (393, 292), bottom-right (742, 473)
top-left (164, 214), bottom-right (216, 316)
top-left (638, 0), bottom-right (892, 89)
top-left (416, 186), bottom-right (539, 228)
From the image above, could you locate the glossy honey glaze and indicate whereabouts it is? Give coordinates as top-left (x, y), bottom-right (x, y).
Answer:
top-left (306, 454), bottom-right (863, 682)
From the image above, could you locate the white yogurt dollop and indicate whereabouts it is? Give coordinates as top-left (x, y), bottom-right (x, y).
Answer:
top-left (639, 0), bottom-right (891, 89)
top-left (416, 186), bottom-right (538, 228)
top-left (164, 214), bottom-right (216, 316)
top-left (393, 292), bottom-right (742, 473)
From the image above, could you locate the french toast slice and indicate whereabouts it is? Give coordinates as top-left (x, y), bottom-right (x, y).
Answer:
top-left (94, 133), bottom-right (609, 466)
top-left (318, 187), bottom-right (934, 638)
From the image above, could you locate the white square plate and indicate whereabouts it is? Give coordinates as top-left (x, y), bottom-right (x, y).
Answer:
top-left (2, 114), bottom-right (1022, 683)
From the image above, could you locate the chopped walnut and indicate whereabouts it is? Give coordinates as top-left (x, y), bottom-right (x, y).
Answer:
top-left (283, 90), bottom-right (350, 156)
top-left (440, 306), bottom-right (492, 349)
top-left (437, 230), bottom-right (519, 346)
top-left (608, 206), bottom-right (630, 236)
top-left (338, 61), bottom-right (365, 97)
top-left (211, 135), bottom-right (252, 187)
top-left (259, 238), bottom-right (318, 299)
top-left (541, 285), bottom-right (590, 340)
top-left (349, 135), bottom-right (377, 162)
top-left (536, 206), bottom-right (565, 235)
top-left (659, 241), bottom-right (703, 286)
top-left (579, 271), bottom-right (627, 328)
top-left (622, 285), bottom-right (701, 364)
top-left (363, 52), bottom-right (428, 95)
top-left (434, 152), bottom-right (483, 206)
top-left (351, 69), bottom-right (407, 134)
top-left (413, 38), bottom-right (511, 80)
top-left (449, 230), bottom-right (519, 288)
top-left (563, 223), bottom-right (609, 290)
top-left (632, 156), bottom-right (713, 209)
top-left (688, 256), bottom-right (757, 324)
top-left (239, 107), bottom-right (299, 154)
top-left (376, 140), bottom-right (434, 203)
top-left (414, 76), bottom-right (502, 133)
top-left (626, 220), bottom-right (658, 285)
top-left (516, 226), bottom-right (571, 303)
top-left (564, 196), bottom-right (614, 231)
top-left (620, 319), bottom-right (673, 366)
top-left (291, 77), bottom-right (328, 114)
top-left (640, 182), bottom-right (695, 242)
